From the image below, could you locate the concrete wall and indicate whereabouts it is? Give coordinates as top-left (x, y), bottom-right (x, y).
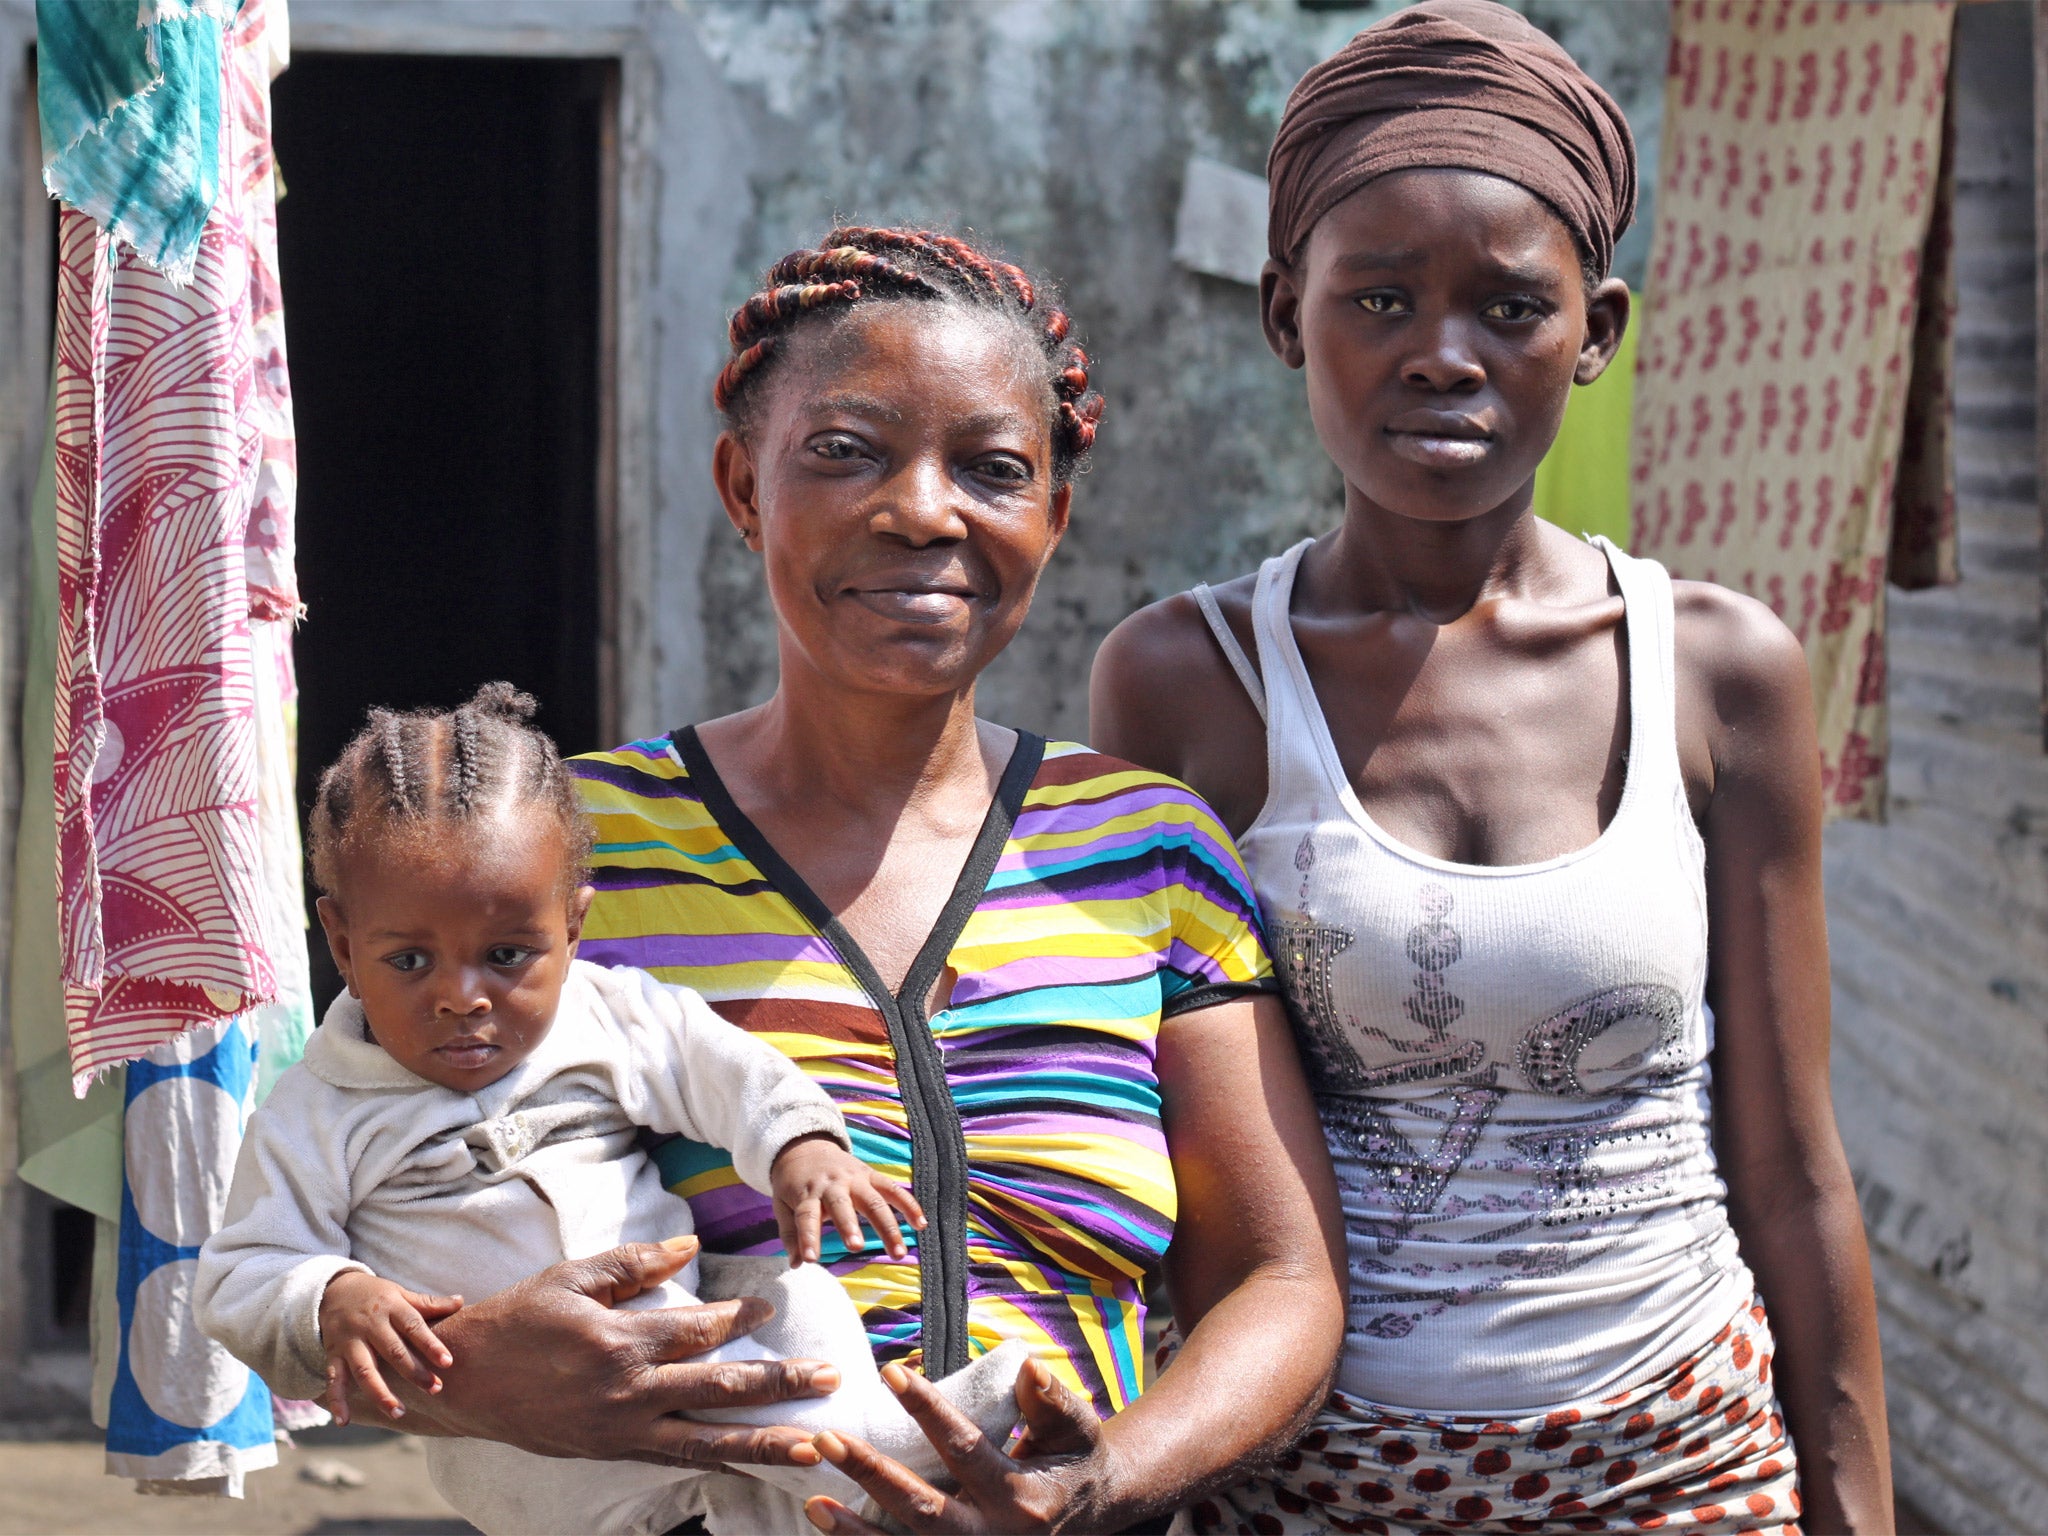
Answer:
top-left (0, 0), bottom-right (54, 1382)
top-left (1822, 5), bottom-right (2048, 1530)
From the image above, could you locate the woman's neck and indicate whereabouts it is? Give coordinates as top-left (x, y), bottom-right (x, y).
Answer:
top-left (706, 660), bottom-right (1004, 834)
top-left (1306, 482), bottom-right (1572, 624)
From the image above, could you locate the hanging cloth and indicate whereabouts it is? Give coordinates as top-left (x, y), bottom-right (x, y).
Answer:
top-left (48, 0), bottom-right (306, 1093)
top-left (35, 0), bottom-right (308, 1491)
top-left (221, 0), bottom-right (312, 1096)
top-left (1629, 0), bottom-right (1959, 821)
top-left (106, 1017), bottom-right (275, 1491)
top-left (36, 0), bottom-right (235, 286)
top-left (19, 0), bottom-right (302, 1199)
top-left (12, 391), bottom-right (131, 1220)
top-left (1886, 64), bottom-right (1958, 594)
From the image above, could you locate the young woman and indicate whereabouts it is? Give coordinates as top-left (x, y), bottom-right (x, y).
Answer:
top-left (569, 227), bottom-right (1348, 1534)
top-left (1092, 5), bottom-right (1890, 1533)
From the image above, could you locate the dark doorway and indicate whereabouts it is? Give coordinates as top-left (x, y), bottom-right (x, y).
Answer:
top-left (272, 54), bottom-right (611, 1009)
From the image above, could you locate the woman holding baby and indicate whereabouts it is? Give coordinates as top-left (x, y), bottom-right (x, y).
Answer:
top-left (565, 224), bottom-right (1351, 1533)
top-left (209, 219), bottom-right (1349, 1536)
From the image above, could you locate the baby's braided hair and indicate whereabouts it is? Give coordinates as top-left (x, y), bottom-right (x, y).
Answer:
top-left (713, 226), bottom-right (1105, 485)
top-left (308, 682), bottom-right (595, 899)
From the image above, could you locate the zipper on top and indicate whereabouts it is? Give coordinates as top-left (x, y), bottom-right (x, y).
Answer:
top-left (671, 726), bottom-right (1044, 1378)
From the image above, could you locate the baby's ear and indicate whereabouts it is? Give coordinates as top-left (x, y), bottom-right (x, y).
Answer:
top-left (315, 896), bottom-right (359, 995)
top-left (564, 884), bottom-right (596, 949)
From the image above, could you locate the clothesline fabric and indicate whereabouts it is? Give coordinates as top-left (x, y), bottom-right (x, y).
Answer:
top-left (10, 398), bottom-right (131, 1225)
top-left (51, 203), bottom-right (277, 1086)
top-left (224, 0), bottom-right (314, 1097)
top-left (35, 0), bottom-right (309, 1493)
top-left (107, 1017), bottom-right (275, 1491)
top-left (36, 0), bottom-right (237, 286)
top-left (1630, 0), bottom-right (1959, 821)
top-left (49, 0), bottom-right (307, 1092)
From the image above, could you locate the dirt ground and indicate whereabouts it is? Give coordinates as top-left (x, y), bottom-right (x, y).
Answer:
top-left (0, 1423), bottom-right (1945, 1535)
top-left (0, 1425), bottom-right (476, 1536)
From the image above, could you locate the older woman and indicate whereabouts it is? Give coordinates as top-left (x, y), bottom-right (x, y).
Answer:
top-left (348, 225), bottom-right (1345, 1536)
top-left (1094, 6), bottom-right (1889, 1534)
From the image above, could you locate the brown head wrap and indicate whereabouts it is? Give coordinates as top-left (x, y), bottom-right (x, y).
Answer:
top-left (1266, 0), bottom-right (1637, 277)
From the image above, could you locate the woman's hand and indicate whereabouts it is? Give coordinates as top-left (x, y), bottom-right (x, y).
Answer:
top-left (345, 1236), bottom-right (838, 1469)
top-left (796, 993), bottom-right (1345, 1532)
top-left (801, 1359), bottom-right (1110, 1535)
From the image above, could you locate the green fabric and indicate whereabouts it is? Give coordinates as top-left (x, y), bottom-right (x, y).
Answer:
top-left (10, 384), bottom-right (124, 1221)
top-left (1533, 297), bottom-right (1637, 550)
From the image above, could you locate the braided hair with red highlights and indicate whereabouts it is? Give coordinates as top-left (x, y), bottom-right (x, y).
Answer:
top-left (713, 226), bottom-right (1105, 485)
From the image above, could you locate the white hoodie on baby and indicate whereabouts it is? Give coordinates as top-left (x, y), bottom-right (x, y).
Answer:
top-left (196, 959), bottom-right (1028, 1536)
top-left (196, 958), bottom-right (846, 1396)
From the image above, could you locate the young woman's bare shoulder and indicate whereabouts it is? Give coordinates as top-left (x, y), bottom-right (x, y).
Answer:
top-left (1090, 575), bottom-right (1262, 779)
top-left (1672, 579), bottom-right (1808, 701)
top-left (1670, 579), bottom-right (1816, 787)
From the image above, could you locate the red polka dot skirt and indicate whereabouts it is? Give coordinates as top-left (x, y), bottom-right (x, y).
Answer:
top-left (1188, 1296), bottom-right (1799, 1536)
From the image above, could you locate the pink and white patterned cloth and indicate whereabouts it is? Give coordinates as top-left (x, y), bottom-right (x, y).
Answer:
top-left (52, 0), bottom-right (301, 1095)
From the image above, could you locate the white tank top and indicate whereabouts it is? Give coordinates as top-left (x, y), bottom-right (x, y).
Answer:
top-left (1193, 536), bottom-right (1752, 1415)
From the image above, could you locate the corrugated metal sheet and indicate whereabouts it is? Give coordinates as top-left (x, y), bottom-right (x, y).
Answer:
top-left (1822, 6), bottom-right (2048, 1529)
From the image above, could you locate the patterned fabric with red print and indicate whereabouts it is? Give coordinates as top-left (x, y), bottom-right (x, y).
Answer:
top-left (1631, 0), bottom-right (1958, 822)
top-left (51, 0), bottom-right (302, 1089)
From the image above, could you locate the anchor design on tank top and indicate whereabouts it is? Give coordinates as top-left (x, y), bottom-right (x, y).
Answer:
top-left (1277, 877), bottom-right (1506, 1267)
top-left (1273, 867), bottom-right (1485, 1094)
top-left (1275, 869), bottom-right (1691, 1112)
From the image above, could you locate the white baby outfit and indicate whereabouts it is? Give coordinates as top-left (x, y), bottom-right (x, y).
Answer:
top-left (196, 958), bottom-right (1024, 1535)
top-left (1193, 536), bottom-right (1754, 1417)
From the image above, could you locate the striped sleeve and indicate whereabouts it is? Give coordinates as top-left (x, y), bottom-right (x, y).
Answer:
top-left (1153, 782), bottom-right (1279, 1017)
top-left (1021, 742), bottom-right (1277, 1020)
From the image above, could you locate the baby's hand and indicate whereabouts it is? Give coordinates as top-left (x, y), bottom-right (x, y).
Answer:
top-left (318, 1270), bottom-right (463, 1425)
top-left (771, 1133), bottom-right (926, 1266)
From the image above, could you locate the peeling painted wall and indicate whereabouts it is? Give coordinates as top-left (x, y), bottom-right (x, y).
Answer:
top-left (1822, 6), bottom-right (2048, 1529)
top-left (686, 0), bottom-right (1671, 735)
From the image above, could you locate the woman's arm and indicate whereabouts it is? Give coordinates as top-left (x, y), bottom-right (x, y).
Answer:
top-left (347, 1238), bottom-right (836, 1470)
top-left (1125, 990), bottom-right (1352, 1506)
top-left (804, 993), bottom-right (1348, 1533)
top-left (1684, 586), bottom-right (1892, 1534)
top-left (1088, 591), bottom-right (1270, 837)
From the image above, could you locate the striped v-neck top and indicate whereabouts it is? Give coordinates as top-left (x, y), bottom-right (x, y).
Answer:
top-left (569, 729), bottom-right (1276, 1415)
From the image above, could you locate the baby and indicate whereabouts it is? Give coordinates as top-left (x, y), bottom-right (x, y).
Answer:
top-left (195, 685), bottom-right (1024, 1536)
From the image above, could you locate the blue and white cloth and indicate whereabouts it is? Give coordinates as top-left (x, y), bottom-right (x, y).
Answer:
top-left (106, 1018), bottom-right (277, 1492)
top-left (37, 0), bottom-right (309, 1498)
